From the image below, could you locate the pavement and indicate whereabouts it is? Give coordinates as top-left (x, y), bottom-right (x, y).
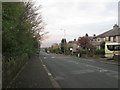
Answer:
top-left (7, 54), bottom-right (54, 88)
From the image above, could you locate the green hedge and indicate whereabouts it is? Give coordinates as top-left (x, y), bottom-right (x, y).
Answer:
top-left (94, 49), bottom-right (105, 55)
top-left (79, 49), bottom-right (87, 54)
top-left (2, 53), bottom-right (29, 88)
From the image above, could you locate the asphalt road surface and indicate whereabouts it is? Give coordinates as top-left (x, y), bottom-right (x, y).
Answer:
top-left (40, 52), bottom-right (119, 88)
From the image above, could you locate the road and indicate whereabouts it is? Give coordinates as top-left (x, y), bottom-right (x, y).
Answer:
top-left (39, 52), bottom-right (119, 88)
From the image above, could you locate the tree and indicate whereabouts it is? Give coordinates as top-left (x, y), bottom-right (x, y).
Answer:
top-left (2, 1), bottom-right (47, 88)
top-left (100, 41), bottom-right (105, 49)
top-left (61, 38), bottom-right (67, 53)
top-left (23, 1), bottom-right (47, 41)
top-left (2, 1), bottom-right (46, 60)
top-left (78, 36), bottom-right (91, 50)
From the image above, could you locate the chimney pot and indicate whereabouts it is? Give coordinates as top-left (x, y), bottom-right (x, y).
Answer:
top-left (113, 24), bottom-right (119, 30)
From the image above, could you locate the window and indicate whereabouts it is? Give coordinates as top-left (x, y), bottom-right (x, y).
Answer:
top-left (114, 45), bottom-right (120, 51)
top-left (105, 37), bottom-right (109, 41)
top-left (97, 39), bottom-right (100, 41)
top-left (107, 45), bottom-right (114, 51)
top-left (107, 45), bottom-right (120, 51)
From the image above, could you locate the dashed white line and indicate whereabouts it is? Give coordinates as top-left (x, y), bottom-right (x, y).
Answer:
top-left (99, 69), bottom-right (108, 72)
top-left (40, 58), bottom-right (61, 88)
top-left (43, 65), bottom-right (46, 67)
top-left (43, 57), bottom-right (47, 59)
top-left (51, 56), bottom-right (55, 59)
top-left (76, 63), bottom-right (79, 64)
top-left (48, 73), bottom-right (52, 76)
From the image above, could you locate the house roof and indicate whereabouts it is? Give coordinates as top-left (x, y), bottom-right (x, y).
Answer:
top-left (88, 36), bottom-right (93, 40)
top-left (95, 24), bottom-right (120, 38)
top-left (78, 36), bottom-right (93, 41)
top-left (68, 39), bottom-right (78, 44)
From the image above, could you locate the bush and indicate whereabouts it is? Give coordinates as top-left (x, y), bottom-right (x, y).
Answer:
top-left (2, 53), bottom-right (29, 88)
top-left (65, 50), bottom-right (71, 55)
top-left (94, 49), bottom-right (105, 55)
top-left (79, 49), bottom-right (87, 54)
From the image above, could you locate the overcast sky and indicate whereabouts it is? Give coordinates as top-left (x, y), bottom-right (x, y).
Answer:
top-left (33, 0), bottom-right (119, 48)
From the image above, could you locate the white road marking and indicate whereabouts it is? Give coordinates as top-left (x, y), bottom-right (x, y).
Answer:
top-left (40, 58), bottom-right (61, 88)
top-left (51, 56), bottom-right (55, 59)
top-left (71, 69), bottom-right (95, 75)
top-left (99, 69), bottom-right (108, 72)
top-left (43, 57), bottom-right (47, 59)
top-left (88, 60), bottom-right (94, 62)
top-left (85, 63), bottom-right (118, 79)
top-left (54, 76), bottom-right (64, 80)
top-left (43, 65), bottom-right (46, 67)
top-left (48, 73), bottom-right (52, 76)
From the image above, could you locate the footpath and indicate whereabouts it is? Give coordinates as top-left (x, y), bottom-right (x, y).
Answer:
top-left (7, 54), bottom-right (53, 88)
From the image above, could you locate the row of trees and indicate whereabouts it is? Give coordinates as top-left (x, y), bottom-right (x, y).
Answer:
top-left (2, 1), bottom-right (45, 61)
top-left (2, 1), bottom-right (47, 88)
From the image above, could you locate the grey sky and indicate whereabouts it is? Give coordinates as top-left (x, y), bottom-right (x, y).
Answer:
top-left (34, 0), bottom-right (119, 48)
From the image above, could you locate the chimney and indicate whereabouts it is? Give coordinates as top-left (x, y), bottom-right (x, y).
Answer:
top-left (74, 39), bottom-right (76, 41)
top-left (85, 33), bottom-right (88, 37)
top-left (93, 34), bottom-right (96, 37)
top-left (113, 24), bottom-right (119, 30)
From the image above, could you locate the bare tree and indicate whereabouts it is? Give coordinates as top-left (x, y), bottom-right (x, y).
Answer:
top-left (23, 0), bottom-right (48, 42)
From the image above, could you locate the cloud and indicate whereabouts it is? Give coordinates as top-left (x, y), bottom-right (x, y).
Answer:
top-left (33, 0), bottom-right (119, 47)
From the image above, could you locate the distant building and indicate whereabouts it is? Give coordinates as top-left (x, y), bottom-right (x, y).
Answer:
top-left (51, 43), bottom-right (59, 50)
top-left (94, 24), bottom-right (120, 49)
top-left (67, 39), bottom-right (79, 52)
